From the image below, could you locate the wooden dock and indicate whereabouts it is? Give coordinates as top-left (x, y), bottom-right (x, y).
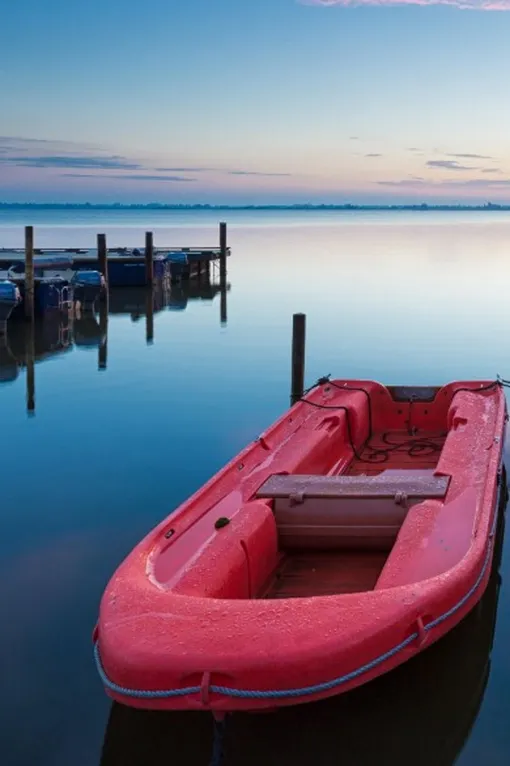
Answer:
top-left (0, 222), bottom-right (231, 287)
top-left (0, 222), bottom-right (231, 325)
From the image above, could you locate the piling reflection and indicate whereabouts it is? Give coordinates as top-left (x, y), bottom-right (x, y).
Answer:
top-left (98, 473), bottom-right (507, 766)
top-left (106, 280), bottom-right (172, 320)
top-left (0, 317), bottom-right (73, 414)
top-left (98, 298), bottom-right (108, 370)
top-left (0, 273), bottom-right (232, 412)
top-left (107, 272), bottom-right (230, 330)
top-left (168, 279), bottom-right (230, 322)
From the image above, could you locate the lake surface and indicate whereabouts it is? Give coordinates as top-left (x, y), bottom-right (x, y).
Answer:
top-left (1, 209), bottom-right (510, 766)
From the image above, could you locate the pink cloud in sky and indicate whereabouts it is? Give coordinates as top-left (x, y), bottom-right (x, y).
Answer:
top-left (301, 0), bottom-right (510, 9)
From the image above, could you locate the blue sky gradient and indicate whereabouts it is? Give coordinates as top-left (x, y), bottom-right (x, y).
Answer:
top-left (2, 0), bottom-right (510, 203)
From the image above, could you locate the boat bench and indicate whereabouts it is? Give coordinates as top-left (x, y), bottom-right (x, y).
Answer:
top-left (255, 470), bottom-right (450, 552)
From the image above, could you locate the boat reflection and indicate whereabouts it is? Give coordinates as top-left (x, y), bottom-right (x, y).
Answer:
top-left (0, 316), bottom-right (73, 385)
top-left (99, 473), bottom-right (507, 766)
top-left (0, 273), bottom-right (231, 410)
top-left (107, 274), bottom-right (230, 337)
top-left (168, 280), bottom-right (230, 312)
top-left (107, 282), bottom-right (172, 321)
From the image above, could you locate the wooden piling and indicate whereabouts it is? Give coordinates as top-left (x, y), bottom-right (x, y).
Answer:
top-left (145, 231), bottom-right (154, 286)
top-left (291, 313), bottom-right (306, 406)
top-left (219, 222), bottom-right (227, 289)
top-left (97, 233), bottom-right (108, 296)
top-left (24, 225), bottom-right (35, 322)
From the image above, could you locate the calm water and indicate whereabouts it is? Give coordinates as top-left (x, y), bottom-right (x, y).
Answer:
top-left (1, 210), bottom-right (510, 766)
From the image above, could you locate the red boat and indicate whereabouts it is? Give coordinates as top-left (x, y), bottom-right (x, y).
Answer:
top-left (94, 378), bottom-right (507, 713)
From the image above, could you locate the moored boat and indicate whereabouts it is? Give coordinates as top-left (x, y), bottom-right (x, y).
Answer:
top-left (93, 378), bottom-right (507, 713)
top-left (0, 280), bottom-right (22, 322)
top-left (72, 269), bottom-right (106, 306)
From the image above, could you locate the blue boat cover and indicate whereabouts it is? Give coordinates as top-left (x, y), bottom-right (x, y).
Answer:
top-left (35, 254), bottom-right (74, 266)
top-left (165, 251), bottom-right (188, 264)
top-left (72, 270), bottom-right (103, 286)
top-left (0, 280), bottom-right (21, 302)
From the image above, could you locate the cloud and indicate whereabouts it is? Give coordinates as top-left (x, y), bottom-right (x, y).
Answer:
top-left (1, 154), bottom-right (142, 170)
top-left (446, 152), bottom-right (493, 159)
top-left (427, 159), bottom-right (478, 171)
top-left (300, 0), bottom-right (510, 9)
top-left (365, 153), bottom-right (382, 158)
top-left (63, 173), bottom-right (195, 182)
top-left (408, 148), bottom-right (421, 152)
top-left (155, 167), bottom-right (213, 172)
top-left (378, 178), bottom-right (427, 186)
top-left (228, 170), bottom-right (292, 177)
top-left (0, 136), bottom-right (62, 145)
top-left (442, 178), bottom-right (510, 187)
top-left (0, 135), bottom-right (100, 155)
top-left (378, 176), bottom-right (510, 188)
top-left (482, 168), bottom-right (501, 174)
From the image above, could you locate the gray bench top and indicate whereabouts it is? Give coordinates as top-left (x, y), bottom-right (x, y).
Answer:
top-left (256, 470), bottom-right (449, 499)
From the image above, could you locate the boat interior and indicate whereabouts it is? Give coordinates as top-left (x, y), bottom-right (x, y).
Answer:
top-left (153, 381), bottom-right (499, 602)
top-left (258, 430), bottom-right (447, 599)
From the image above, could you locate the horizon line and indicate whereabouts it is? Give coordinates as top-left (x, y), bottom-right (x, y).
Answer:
top-left (1, 201), bottom-right (510, 211)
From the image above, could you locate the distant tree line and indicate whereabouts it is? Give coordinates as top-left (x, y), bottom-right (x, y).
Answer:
top-left (1, 202), bottom-right (509, 211)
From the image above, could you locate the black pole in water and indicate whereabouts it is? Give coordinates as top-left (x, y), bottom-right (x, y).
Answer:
top-left (291, 313), bottom-right (306, 406)
top-left (145, 231), bottom-right (154, 286)
top-left (219, 222), bottom-right (227, 287)
top-left (219, 222), bottom-right (228, 326)
top-left (24, 225), bottom-right (35, 322)
top-left (97, 233), bottom-right (108, 297)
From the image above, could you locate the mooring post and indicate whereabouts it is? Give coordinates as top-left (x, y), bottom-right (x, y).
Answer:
top-left (97, 233), bottom-right (108, 297)
top-left (219, 222), bottom-right (227, 289)
top-left (291, 313), bottom-right (306, 406)
top-left (24, 225), bottom-right (35, 322)
top-left (145, 231), bottom-right (154, 286)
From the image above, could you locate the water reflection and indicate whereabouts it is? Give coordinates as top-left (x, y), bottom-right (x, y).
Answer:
top-left (99, 475), bottom-right (507, 766)
top-left (0, 274), bottom-right (230, 410)
top-left (0, 314), bottom-right (73, 380)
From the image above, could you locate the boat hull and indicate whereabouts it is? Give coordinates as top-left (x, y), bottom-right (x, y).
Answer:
top-left (94, 379), bottom-right (507, 712)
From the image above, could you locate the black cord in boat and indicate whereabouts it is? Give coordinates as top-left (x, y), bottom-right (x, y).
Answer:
top-left (364, 434), bottom-right (444, 464)
top-left (298, 376), bottom-right (509, 465)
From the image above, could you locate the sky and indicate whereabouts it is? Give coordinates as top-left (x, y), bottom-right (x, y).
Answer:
top-left (2, 0), bottom-right (510, 205)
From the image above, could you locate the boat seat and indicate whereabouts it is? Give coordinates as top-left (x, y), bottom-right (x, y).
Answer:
top-left (255, 470), bottom-right (450, 552)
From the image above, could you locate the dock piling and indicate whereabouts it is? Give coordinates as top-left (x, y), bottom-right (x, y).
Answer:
top-left (145, 232), bottom-right (154, 286)
top-left (24, 226), bottom-right (35, 322)
top-left (291, 313), bottom-right (306, 406)
top-left (219, 222), bottom-right (227, 287)
top-left (219, 222), bottom-right (228, 325)
top-left (97, 233), bottom-right (108, 296)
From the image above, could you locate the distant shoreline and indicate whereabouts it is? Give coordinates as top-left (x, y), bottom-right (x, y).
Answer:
top-left (1, 202), bottom-right (510, 212)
